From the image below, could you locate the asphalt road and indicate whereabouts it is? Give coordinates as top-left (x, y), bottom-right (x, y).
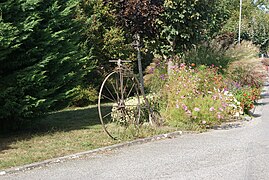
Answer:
top-left (1, 85), bottom-right (269, 180)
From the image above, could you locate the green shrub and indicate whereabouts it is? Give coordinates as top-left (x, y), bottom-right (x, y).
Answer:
top-left (225, 41), bottom-right (259, 61)
top-left (233, 86), bottom-right (261, 113)
top-left (0, 0), bottom-right (96, 131)
top-left (226, 64), bottom-right (263, 88)
top-left (183, 45), bottom-right (233, 70)
top-left (70, 86), bottom-right (98, 107)
top-left (144, 58), bottom-right (167, 93)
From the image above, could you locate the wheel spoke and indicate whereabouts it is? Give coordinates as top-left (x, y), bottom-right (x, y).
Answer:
top-left (126, 82), bottom-right (135, 99)
top-left (111, 77), bottom-right (120, 101)
top-left (102, 111), bottom-right (113, 119)
top-left (102, 94), bottom-right (115, 102)
top-left (123, 77), bottom-right (130, 96)
top-left (105, 83), bottom-right (116, 101)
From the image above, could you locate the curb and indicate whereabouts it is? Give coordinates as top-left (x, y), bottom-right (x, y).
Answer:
top-left (250, 82), bottom-right (268, 116)
top-left (0, 130), bottom-right (195, 176)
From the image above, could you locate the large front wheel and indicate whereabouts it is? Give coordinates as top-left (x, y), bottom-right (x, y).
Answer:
top-left (98, 71), bottom-right (141, 140)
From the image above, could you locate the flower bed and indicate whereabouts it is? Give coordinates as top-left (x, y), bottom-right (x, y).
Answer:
top-left (145, 61), bottom-right (262, 130)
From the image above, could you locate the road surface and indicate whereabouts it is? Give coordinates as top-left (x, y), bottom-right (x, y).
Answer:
top-left (1, 85), bottom-right (269, 180)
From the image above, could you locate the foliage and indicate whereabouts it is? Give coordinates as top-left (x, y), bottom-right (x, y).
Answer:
top-left (225, 41), bottom-right (259, 60)
top-left (0, 0), bottom-right (95, 130)
top-left (70, 85), bottom-right (98, 107)
top-left (247, 10), bottom-right (269, 53)
top-left (157, 0), bottom-right (229, 56)
top-left (151, 63), bottom-right (243, 130)
top-left (144, 57), bottom-right (167, 93)
top-left (107, 0), bottom-right (165, 94)
top-left (183, 45), bottom-right (233, 70)
top-left (222, 0), bottom-right (269, 52)
top-left (79, 0), bottom-right (132, 65)
top-left (0, 0), bottom-right (266, 133)
top-left (233, 86), bottom-right (260, 113)
top-left (226, 63), bottom-right (263, 88)
top-left (225, 56), bottom-right (263, 113)
top-left (108, 0), bottom-right (164, 38)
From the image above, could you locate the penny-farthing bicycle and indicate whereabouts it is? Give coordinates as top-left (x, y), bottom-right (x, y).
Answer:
top-left (98, 59), bottom-right (161, 140)
top-left (98, 59), bottom-right (142, 140)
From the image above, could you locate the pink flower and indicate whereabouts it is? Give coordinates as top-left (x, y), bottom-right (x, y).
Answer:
top-left (209, 107), bottom-right (215, 111)
top-left (186, 110), bottom-right (192, 115)
top-left (181, 96), bottom-right (185, 99)
top-left (217, 114), bottom-right (222, 119)
top-left (176, 104), bottom-right (179, 109)
top-left (182, 104), bottom-right (188, 111)
top-left (169, 65), bottom-right (177, 70)
top-left (219, 108), bottom-right (224, 111)
top-left (194, 107), bottom-right (200, 112)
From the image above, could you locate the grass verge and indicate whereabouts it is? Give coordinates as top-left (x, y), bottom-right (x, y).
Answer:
top-left (0, 105), bottom-right (176, 170)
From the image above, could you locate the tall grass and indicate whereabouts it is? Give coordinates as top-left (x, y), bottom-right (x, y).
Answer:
top-left (183, 45), bottom-right (233, 70)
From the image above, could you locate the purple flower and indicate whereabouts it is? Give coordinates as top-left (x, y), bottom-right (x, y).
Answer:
top-left (235, 82), bottom-right (241, 89)
top-left (194, 107), bottom-right (200, 112)
top-left (176, 104), bottom-right (179, 109)
top-left (148, 67), bottom-right (155, 74)
top-left (209, 107), bottom-right (215, 111)
top-left (182, 104), bottom-right (188, 111)
top-left (160, 74), bottom-right (166, 80)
